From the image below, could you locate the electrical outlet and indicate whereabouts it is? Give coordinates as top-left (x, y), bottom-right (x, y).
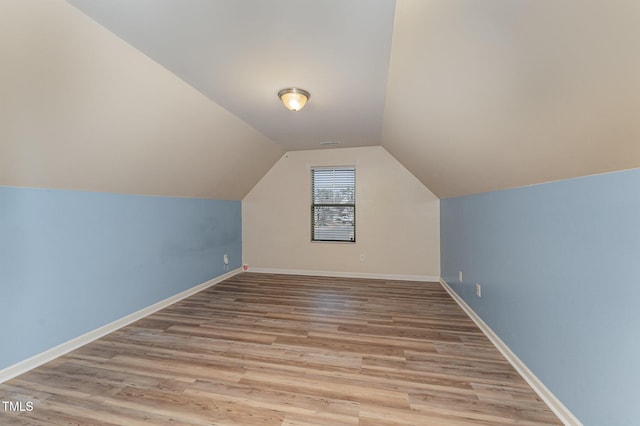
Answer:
top-left (359, 254), bottom-right (365, 262)
top-left (223, 254), bottom-right (229, 265)
top-left (476, 283), bottom-right (481, 298)
top-left (459, 271), bottom-right (463, 282)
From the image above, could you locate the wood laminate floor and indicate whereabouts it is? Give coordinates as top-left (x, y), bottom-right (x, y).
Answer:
top-left (0, 273), bottom-right (561, 425)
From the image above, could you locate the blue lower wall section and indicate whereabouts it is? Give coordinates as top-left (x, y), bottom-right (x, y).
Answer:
top-left (0, 186), bottom-right (241, 371)
top-left (441, 168), bottom-right (640, 426)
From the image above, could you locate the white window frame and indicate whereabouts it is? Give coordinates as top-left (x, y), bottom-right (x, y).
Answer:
top-left (311, 167), bottom-right (356, 243)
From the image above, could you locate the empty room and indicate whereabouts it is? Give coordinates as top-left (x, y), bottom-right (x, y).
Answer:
top-left (1, 1), bottom-right (638, 425)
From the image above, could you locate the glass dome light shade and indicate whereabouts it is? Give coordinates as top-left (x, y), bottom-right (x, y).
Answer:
top-left (278, 88), bottom-right (310, 112)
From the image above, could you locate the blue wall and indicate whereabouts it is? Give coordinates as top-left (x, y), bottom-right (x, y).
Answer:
top-left (0, 186), bottom-right (241, 371)
top-left (441, 168), bottom-right (640, 426)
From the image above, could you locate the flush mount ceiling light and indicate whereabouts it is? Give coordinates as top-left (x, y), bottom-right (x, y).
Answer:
top-left (278, 88), bottom-right (310, 112)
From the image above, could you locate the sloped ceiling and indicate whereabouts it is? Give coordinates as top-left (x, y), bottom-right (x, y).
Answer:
top-left (0, 0), bottom-right (283, 200)
top-left (3, 1), bottom-right (640, 199)
top-left (68, 0), bottom-right (396, 152)
top-left (383, 0), bottom-right (640, 197)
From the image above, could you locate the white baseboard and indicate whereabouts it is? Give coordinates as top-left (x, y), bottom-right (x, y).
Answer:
top-left (0, 268), bottom-right (242, 384)
top-left (439, 278), bottom-right (582, 426)
top-left (247, 267), bottom-right (439, 282)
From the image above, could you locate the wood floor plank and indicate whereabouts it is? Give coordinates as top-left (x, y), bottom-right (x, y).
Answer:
top-left (0, 273), bottom-right (561, 425)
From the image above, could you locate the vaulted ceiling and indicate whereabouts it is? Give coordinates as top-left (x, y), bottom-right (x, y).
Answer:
top-left (67, 0), bottom-right (396, 152)
top-left (3, 1), bottom-right (639, 199)
top-left (383, 0), bottom-right (640, 197)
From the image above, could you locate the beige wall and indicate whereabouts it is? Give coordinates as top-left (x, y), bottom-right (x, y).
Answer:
top-left (243, 146), bottom-right (440, 277)
top-left (0, 0), bottom-right (282, 199)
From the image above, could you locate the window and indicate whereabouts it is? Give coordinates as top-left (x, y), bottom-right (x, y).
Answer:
top-left (311, 167), bottom-right (355, 242)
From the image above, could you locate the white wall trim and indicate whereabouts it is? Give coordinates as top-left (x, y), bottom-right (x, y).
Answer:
top-left (248, 267), bottom-right (439, 282)
top-left (1, 268), bottom-right (579, 426)
top-left (0, 268), bottom-right (242, 384)
top-left (439, 278), bottom-right (582, 426)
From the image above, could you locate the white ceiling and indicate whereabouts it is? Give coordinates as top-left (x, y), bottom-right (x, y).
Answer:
top-left (68, 0), bottom-right (396, 151)
top-left (63, 0), bottom-right (640, 198)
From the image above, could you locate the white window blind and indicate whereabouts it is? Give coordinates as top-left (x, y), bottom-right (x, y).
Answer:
top-left (311, 167), bottom-right (355, 242)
